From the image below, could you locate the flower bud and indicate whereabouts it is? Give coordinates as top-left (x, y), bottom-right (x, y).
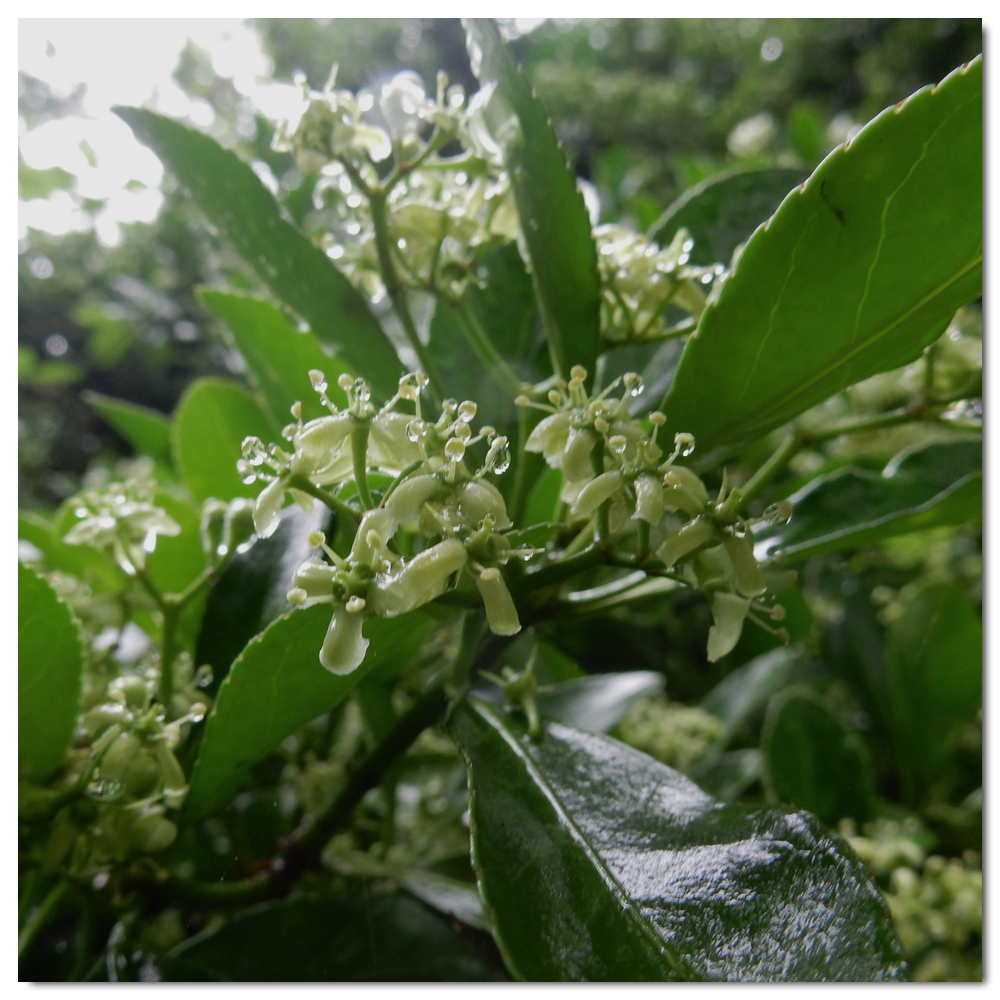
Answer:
top-left (457, 479), bottom-right (512, 529)
top-left (100, 732), bottom-right (161, 800)
top-left (707, 592), bottom-right (752, 662)
top-left (476, 568), bottom-right (521, 636)
top-left (320, 602), bottom-right (370, 675)
top-left (633, 473), bottom-right (665, 524)
top-left (722, 532), bottom-right (767, 598)
top-left (657, 516), bottom-right (717, 568)
top-left (128, 808), bottom-right (177, 854)
top-left (571, 471), bottom-right (622, 516)
top-left (199, 498), bottom-right (229, 558)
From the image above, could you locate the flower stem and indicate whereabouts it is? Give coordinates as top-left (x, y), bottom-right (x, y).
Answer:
top-left (19, 879), bottom-right (71, 961)
top-left (286, 474), bottom-right (362, 524)
top-left (351, 421), bottom-right (375, 509)
top-left (448, 297), bottom-right (525, 400)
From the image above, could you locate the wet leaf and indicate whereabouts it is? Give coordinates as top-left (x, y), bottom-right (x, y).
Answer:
top-left (185, 606), bottom-right (432, 819)
top-left (651, 167), bottom-right (807, 267)
top-left (114, 107), bottom-right (403, 399)
top-left (762, 691), bottom-right (872, 827)
top-left (158, 893), bottom-right (509, 981)
top-left (82, 391), bottom-right (172, 464)
top-left (756, 440), bottom-right (981, 563)
top-left (450, 697), bottom-right (905, 982)
top-left (663, 58), bottom-right (982, 459)
top-left (464, 19), bottom-right (601, 380)
top-left (172, 378), bottom-right (280, 502)
top-left (19, 562), bottom-right (83, 781)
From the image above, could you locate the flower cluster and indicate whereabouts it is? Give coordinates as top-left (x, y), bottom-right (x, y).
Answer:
top-left (519, 366), bottom-right (788, 661)
top-left (243, 370), bottom-right (523, 675)
top-left (63, 480), bottom-right (180, 573)
top-left (595, 224), bottom-right (721, 343)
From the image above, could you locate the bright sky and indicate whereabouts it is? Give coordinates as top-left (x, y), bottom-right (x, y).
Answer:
top-left (18, 19), bottom-right (304, 246)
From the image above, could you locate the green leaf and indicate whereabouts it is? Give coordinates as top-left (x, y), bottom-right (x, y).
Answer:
top-left (464, 19), bottom-right (601, 380)
top-left (194, 505), bottom-right (330, 695)
top-left (18, 562), bottom-right (84, 781)
top-left (885, 581), bottom-right (981, 800)
top-left (172, 378), bottom-right (280, 502)
top-left (114, 107), bottom-right (403, 398)
top-left (185, 606), bottom-right (432, 818)
top-left (450, 697), bottom-right (905, 982)
top-left (650, 167), bottom-right (807, 267)
top-left (698, 646), bottom-right (799, 751)
top-left (145, 492), bottom-right (206, 596)
top-left (196, 289), bottom-right (350, 426)
top-left (663, 58), bottom-right (982, 459)
top-left (535, 671), bottom-right (664, 732)
top-left (756, 440), bottom-right (981, 563)
top-left (82, 391), bottom-right (172, 463)
top-left (158, 893), bottom-right (509, 981)
top-left (762, 691), bottom-right (872, 827)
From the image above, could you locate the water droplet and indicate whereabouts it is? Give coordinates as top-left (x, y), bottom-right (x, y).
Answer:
top-left (682, 238), bottom-right (695, 253)
top-left (627, 376), bottom-right (644, 397)
top-left (195, 664), bottom-right (214, 688)
top-left (405, 419), bottom-right (425, 442)
top-left (488, 443), bottom-right (511, 474)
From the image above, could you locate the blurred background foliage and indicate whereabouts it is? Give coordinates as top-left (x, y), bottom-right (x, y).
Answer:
top-left (18, 20), bottom-right (982, 981)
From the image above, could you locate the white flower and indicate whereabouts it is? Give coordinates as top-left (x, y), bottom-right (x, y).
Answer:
top-left (476, 568), bottom-right (521, 636)
top-left (320, 601), bottom-right (370, 675)
top-left (707, 592), bottom-right (753, 662)
top-left (252, 478), bottom-right (287, 539)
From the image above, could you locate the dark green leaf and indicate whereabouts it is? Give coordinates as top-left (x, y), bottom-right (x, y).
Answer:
top-left (650, 167), bottom-right (807, 267)
top-left (114, 107), bottom-right (403, 398)
top-left (664, 58), bottom-right (982, 459)
top-left (196, 289), bottom-right (350, 426)
top-left (82, 391), bottom-right (172, 464)
top-left (18, 562), bottom-right (84, 781)
top-left (756, 440), bottom-right (981, 563)
top-left (172, 378), bottom-right (280, 502)
top-left (762, 691), bottom-right (872, 827)
top-left (194, 504), bottom-right (331, 695)
top-left (886, 581), bottom-right (981, 800)
top-left (185, 606), bottom-right (432, 818)
top-left (536, 670), bottom-right (664, 732)
top-left (464, 19), bottom-right (601, 380)
top-left (158, 893), bottom-right (509, 981)
top-left (450, 697), bottom-right (905, 982)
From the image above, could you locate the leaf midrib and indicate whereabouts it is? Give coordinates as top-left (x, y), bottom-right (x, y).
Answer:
top-left (469, 699), bottom-right (691, 981)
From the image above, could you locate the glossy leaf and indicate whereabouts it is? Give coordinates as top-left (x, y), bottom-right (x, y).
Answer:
top-left (18, 562), bottom-right (84, 781)
top-left (464, 19), bottom-right (601, 380)
top-left (82, 391), bottom-right (172, 464)
top-left (451, 697), bottom-right (905, 982)
top-left (196, 289), bottom-right (350, 426)
top-left (663, 58), bottom-right (982, 459)
top-left (756, 440), bottom-right (981, 563)
top-left (158, 893), bottom-right (508, 981)
top-left (762, 691), bottom-right (872, 827)
top-left (536, 670), bottom-right (664, 733)
top-left (885, 581), bottom-right (981, 800)
top-left (114, 107), bottom-right (403, 398)
top-left (194, 504), bottom-right (331, 694)
top-left (185, 605), bottom-right (432, 818)
top-left (172, 378), bottom-right (280, 502)
top-left (650, 167), bottom-right (807, 267)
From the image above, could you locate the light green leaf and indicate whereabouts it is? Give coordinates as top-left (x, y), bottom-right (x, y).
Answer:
top-left (172, 378), bottom-right (280, 502)
top-left (663, 58), bottom-right (982, 459)
top-left (18, 511), bottom-right (118, 589)
top-left (145, 492), bottom-right (206, 596)
top-left (114, 107), bottom-right (403, 399)
top-left (535, 671), bottom-right (664, 733)
top-left (450, 697), bottom-right (905, 982)
top-left (185, 606), bottom-right (432, 819)
top-left (82, 391), bottom-right (172, 463)
top-left (756, 440), bottom-right (981, 563)
top-left (196, 289), bottom-right (350, 426)
top-left (18, 562), bottom-right (84, 781)
top-left (762, 691), bottom-right (872, 827)
top-left (886, 581), bottom-right (981, 801)
top-left (650, 167), bottom-right (807, 267)
top-left (464, 19), bottom-right (601, 380)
